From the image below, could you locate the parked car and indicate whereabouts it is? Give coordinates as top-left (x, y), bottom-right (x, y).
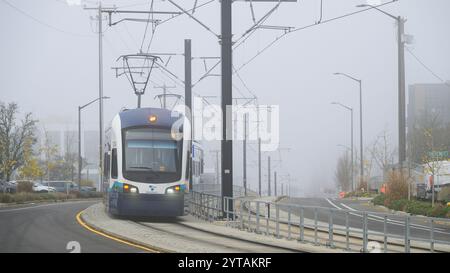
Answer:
top-left (0, 180), bottom-right (17, 193)
top-left (45, 181), bottom-right (78, 193)
top-left (32, 183), bottom-right (56, 193)
top-left (80, 186), bottom-right (96, 192)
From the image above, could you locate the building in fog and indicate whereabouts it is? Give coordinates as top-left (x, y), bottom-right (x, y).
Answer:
top-left (408, 82), bottom-right (450, 129)
top-left (83, 130), bottom-right (99, 166)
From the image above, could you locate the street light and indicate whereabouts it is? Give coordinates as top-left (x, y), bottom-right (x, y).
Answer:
top-left (333, 101), bottom-right (355, 191)
top-left (78, 96), bottom-right (110, 193)
top-left (334, 72), bottom-right (366, 192)
top-left (356, 3), bottom-right (408, 167)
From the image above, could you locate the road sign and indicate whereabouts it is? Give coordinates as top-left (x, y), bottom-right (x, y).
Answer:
top-left (428, 151), bottom-right (449, 159)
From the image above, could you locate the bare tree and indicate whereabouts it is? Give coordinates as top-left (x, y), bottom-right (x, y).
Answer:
top-left (369, 130), bottom-right (395, 172)
top-left (422, 128), bottom-right (446, 207)
top-left (0, 102), bottom-right (37, 181)
top-left (335, 152), bottom-right (352, 192)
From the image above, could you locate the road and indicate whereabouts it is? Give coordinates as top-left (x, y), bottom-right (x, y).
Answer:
top-left (280, 197), bottom-right (450, 245)
top-left (0, 201), bottom-right (141, 253)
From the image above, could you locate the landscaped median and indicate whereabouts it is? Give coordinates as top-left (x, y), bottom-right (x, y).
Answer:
top-left (372, 194), bottom-right (450, 219)
top-left (0, 192), bottom-right (103, 206)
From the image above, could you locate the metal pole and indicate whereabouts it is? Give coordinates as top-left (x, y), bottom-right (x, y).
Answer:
top-left (163, 84), bottom-right (167, 109)
top-left (184, 39), bottom-right (193, 192)
top-left (258, 137), bottom-right (262, 196)
top-left (137, 93), bottom-right (141, 108)
top-left (268, 156), bottom-right (271, 196)
top-left (398, 17), bottom-right (406, 165)
top-left (221, 0), bottom-right (233, 215)
top-left (78, 107), bottom-right (82, 193)
top-left (98, 3), bottom-right (104, 193)
top-left (243, 114), bottom-right (247, 196)
top-left (359, 80), bottom-right (365, 192)
top-left (350, 108), bottom-right (354, 191)
top-left (274, 171), bottom-right (277, 196)
top-left (215, 151), bottom-right (220, 184)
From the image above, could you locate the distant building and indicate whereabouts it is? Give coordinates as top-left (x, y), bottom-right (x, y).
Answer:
top-left (83, 131), bottom-right (99, 165)
top-left (408, 82), bottom-right (450, 129)
top-left (63, 130), bottom-right (77, 155)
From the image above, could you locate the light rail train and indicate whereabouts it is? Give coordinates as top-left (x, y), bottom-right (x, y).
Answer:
top-left (103, 107), bottom-right (202, 217)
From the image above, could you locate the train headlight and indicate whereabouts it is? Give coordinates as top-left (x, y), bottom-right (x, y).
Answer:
top-left (123, 183), bottom-right (139, 194)
top-left (166, 185), bottom-right (183, 194)
top-left (148, 115), bottom-right (157, 123)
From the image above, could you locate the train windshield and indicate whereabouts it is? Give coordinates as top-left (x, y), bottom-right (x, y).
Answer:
top-left (123, 128), bottom-right (182, 183)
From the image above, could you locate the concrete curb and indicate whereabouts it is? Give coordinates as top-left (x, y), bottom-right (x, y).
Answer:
top-left (78, 209), bottom-right (172, 253)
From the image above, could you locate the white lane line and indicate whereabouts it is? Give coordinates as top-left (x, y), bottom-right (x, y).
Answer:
top-left (325, 198), bottom-right (342, 210)
top-left (340, 203), bottom-right (357, 211)
top-left (339, 202), bottom-right (448, 233)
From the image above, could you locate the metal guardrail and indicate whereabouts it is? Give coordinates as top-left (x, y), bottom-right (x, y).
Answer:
top-left (187, 191), bottom-right (450, 253)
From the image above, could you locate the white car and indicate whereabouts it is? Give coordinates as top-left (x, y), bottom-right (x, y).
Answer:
top-left (32, 183), bottom-right (56, 193)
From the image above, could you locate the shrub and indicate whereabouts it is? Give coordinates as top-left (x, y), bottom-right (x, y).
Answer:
top-left (386, 170), bottom-right (408, 201)
top-left (0, 191), bottom-right (99, 204)
top-left (428, 204), bottom-right (450, 218)
top-left (438, 186), bottom-right (450, 202)
top-left (372, 194), bottom-right (386, 206)
top-left (405, 200), bottom-right (431, 216)
top-left (389, 199), bottom-right (409, 211)
top-left (17, 181), bottom-right (33, 193)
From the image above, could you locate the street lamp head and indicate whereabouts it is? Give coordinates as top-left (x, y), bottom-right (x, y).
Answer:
top-left (102, 96), bottom-right (111, 100)
top-left (356, 4), bottom-right (369, 8)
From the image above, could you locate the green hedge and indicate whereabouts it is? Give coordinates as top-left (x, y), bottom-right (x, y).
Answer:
top-left (371, 194), bottom-right (450, 218)
top-left (0, 192), bottom-right (103, 204)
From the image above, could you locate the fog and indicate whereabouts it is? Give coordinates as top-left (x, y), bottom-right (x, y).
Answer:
top-left (1, 0), bottom-right (449, 196)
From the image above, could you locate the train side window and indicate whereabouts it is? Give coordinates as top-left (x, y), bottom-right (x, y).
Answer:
top-left (111, 148), bottom-right (118, 179)
top-left (103, 152), bottom-right (110, 179)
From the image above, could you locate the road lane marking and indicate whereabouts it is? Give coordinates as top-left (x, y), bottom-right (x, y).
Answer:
top-left (75, 210), bottom-right (161, 253)
top-left (339, 202), bottom-right (448, 233)
top-left (339, 203), bottom-right (357, 211)
top-left (325, 198), bottom-right (342, 210)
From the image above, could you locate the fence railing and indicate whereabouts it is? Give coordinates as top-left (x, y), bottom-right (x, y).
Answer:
top-left (187, 191), bottom-right (450, 253)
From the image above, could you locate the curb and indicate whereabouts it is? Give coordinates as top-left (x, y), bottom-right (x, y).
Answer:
top-left (78, 208), bottom-right (172, 253)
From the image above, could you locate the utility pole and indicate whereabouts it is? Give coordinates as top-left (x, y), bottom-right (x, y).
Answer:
top-left (258, 138), bottom-right (262, 196)
top-left (185, 39), bottom-right (193, 192)
top-left (214, 150), bottom-right (220, 184)
top-left (78, 96), bottom-right (110, 194)
top-left (356, 4), bottom-right (409, 181)
top-left (274, 171), bottom-right (277, 196)
top-left (398, 17), bottom-right (406, 166)
top-left (98, 3), bottom-right (104, 193)
top-left (221, 0), bottom-right (233, 214)
top-left (268, 156), bottom-right (271, 196)
top-left (243, 114), bottom-right (247, 196)
top-left (78, 107), bottom-right (82, 193)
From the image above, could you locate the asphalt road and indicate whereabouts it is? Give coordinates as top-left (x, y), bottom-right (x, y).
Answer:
top-left (280, 197), bottom-right (450, 244)
top-left (0, 201), bottom-right (141, 253)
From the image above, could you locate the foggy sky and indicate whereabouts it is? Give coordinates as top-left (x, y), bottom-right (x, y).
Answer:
top-left (1, 0), bottom-right (449, 196)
